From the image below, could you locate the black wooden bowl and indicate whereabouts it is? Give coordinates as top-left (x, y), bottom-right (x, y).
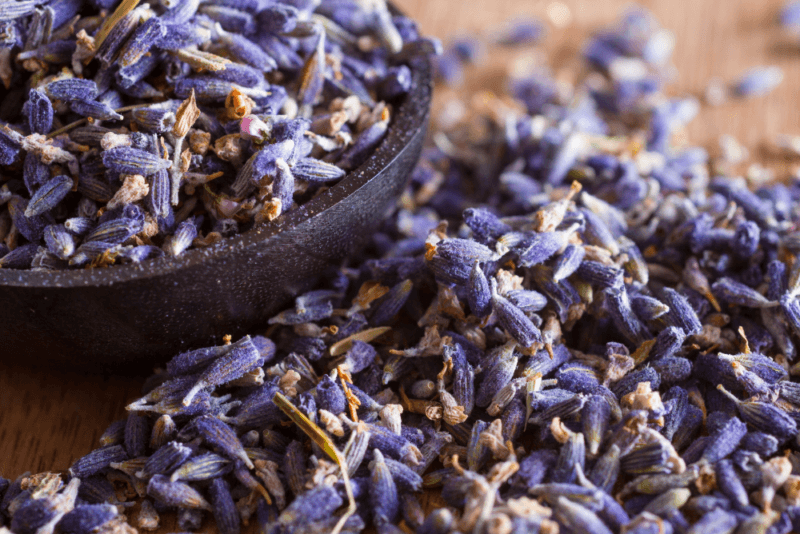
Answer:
top-left (0, 54), bottom-right (433, 372)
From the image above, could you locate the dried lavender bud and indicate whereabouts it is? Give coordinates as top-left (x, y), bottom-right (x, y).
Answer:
top-left (507, 449), bottom-right (556, 492)
top-left (43, 224), bottom-right (75, 260)
top-left (70, 100), bottom-right (124, 121)
top-left (721, 352), bottom-right (786, 383)
top-left (524, 344), bottom-right (571, 377)
top-left (370, 279), bottom-right (413, 325)
top-left (555, 362), bottom-right (600, 394)
top-left (369, 449), bottom-right (400, 526)
top-left (604, 286), bottom-right (650, 345)
top-left (381, 354), bottom-right (409, 387)
top-left (700, 414), bottom-right (746, 463)
top-left (712, 277), bottom-right (776, 308)
top-left (429, 238), bottom-right (497, 286)
top-left (189, 415), bottom-right (254, 469)
top-left (475, 344), bottom-right (519, 407)
top-left (26, 89), bottom-right (53, 135)
top-left (491, 284), bottom-right (543, 348)
top-left (137, 441), bottom-right (193, 479)
top-left (715, 459), bottom-right (749, 510)
top-left (24, 175), bottom-right (72, 217)
top-left (611, 367), bottom-right (660, 398)
top-left (84, 217), bottom-right (143, 245)
top-left (354, 420), bottom-right (422, 466)
top-left (74, 476), bottom-right (116, 506)
top-left (75, 174), bottom-right (115, 204)
top-left (96, 419), bottom-right (127, 448)
top-left (315, 374), bottom-right (347, 415)
top-left (733, 66), bottom-right (783, 97)
top-left (662, 288), bottom-right (703, 336)
top-left (219, 382), bottom-right (284, 429)
top-left (119, 17), bottom-right (166, 68)
top-left (291, 157), bottom-right (347, 184)
top-left (649, 326), bottom-right (686, 362)
top-left (179, 340), bottom-right (264, 405)
top-left (0, 130), bottom-right (20, 166)
top-left (380, 65), bottom-right (413, 100)
top-left (8, 198), bottom-right (48, 243)
top-left (506, 289), bottom-right (548, 313)
top-left (382, 454), bottom-right (424, 493)
top-left (466, 419), bottom-right (490, 472)
top-left (554, 496), bottom-right (613, 534)
top-left (102, 147), bottom-right (171, 175)
top-left (467, 262), bottom-right (492, 317)
top-left (149, 415), bottom-right (177, 451)
top-left (283, 440), bottom-right (309, 492)
top-left (208, 477), bottom-right (239, 534)
top-left (530, 391), bottom-right (586, 426)
top-left (582, 394), bottom-right (611, 456)
top-left (125, 412), bottom-right (150, 458)
top-left (447, 343), bottom-right (475, 416)
top-left (167, 338), bottom-right (245, 376)
top-left (68, 445), bottom-right (128, 478)
top-left (11, 479), bottom-right (79, 534)
top-left (717, 385), bottom-right (798, 442)
top-left (650, 356), bottom-right (692, 385)
top-left (277, 485), bottom-right (343, 527)
top-left (410, 379), bottom-right (437, 399)
top-left (56, 504), bottom-right (119, 534)
top-left (586, 445), bottom-right (620, 493)
top-left (169, 452), bottom-right (232, 483)
top-left (462, 207), bottom-right (510, 245)
top-left (269, 300), bottom-right (333, 326)
top-left (44, 79), bottom-right (98, 101)
top-left (146, 474), bottom-right (212, 511)
top-left (133, 106), bottom-right (177, 133)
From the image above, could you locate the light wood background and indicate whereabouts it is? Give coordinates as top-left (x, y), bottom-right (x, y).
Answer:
top-left (2, 0), bottom-right (800, 524)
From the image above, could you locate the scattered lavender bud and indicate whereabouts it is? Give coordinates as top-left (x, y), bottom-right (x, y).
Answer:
top-left (277, 485), bottom-right (343, 527)
top-left (8, 5), bottom-right (800, 534)
top-left (68, 445), bottom-right (128, 478)
top-left (188, 415), bottom-right (254, 469)
top-left (136, 441), bottom-right (193, 479)
top-left (146, 474), bottom-right (212, 511)
top-left (24, 175), bottom-right (72, 217)
top-left (169, 452), bottom-right (232, 483)
top-left (208, 477), bottom-right (239, 534)
top-left (369, 449), bottom-right (400, 526)
top-left (44, 79), bottom-right (98, 101)
top-left (57, 504), bottom-right (119, 534)
top-left (732, 66), bottom-right (784, 97)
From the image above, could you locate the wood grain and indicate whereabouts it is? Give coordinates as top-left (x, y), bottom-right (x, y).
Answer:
top-left (399, 0), bottom-right (800, 168)
top-left (1, 0), bottom-right (798, 520)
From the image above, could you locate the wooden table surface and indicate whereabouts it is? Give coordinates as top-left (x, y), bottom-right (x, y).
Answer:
top-left (2, 0), bottom-right (799, 520)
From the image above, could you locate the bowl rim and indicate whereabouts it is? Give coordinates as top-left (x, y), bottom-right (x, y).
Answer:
top-left (0, 40), bottom-right (433, 288)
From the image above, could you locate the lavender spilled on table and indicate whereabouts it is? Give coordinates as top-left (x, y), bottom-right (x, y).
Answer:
top-left (8, 2), bottom-right (800, 534)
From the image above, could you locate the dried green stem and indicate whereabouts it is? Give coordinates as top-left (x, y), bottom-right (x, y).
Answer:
top-left (273, 391), bottom-right (356, 534)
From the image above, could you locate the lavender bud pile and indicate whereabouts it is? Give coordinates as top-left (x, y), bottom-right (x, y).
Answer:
top-left (11, 3), bottom-right (800, 534)
top-left (0, 0), bottom-right (424, 269)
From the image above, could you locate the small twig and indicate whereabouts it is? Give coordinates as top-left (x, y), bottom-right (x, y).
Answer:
top-left (94, 0), bottom-right (140, 51)
top-left (273, 392), bottom-right (356, 534)
top-left (46, 103), bottom-right (153, 139)
top-left (170, 135), bottom-right (184, 205)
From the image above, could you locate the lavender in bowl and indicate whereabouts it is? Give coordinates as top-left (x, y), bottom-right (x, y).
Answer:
top-left (0, 0), bottom-right (435, 369)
